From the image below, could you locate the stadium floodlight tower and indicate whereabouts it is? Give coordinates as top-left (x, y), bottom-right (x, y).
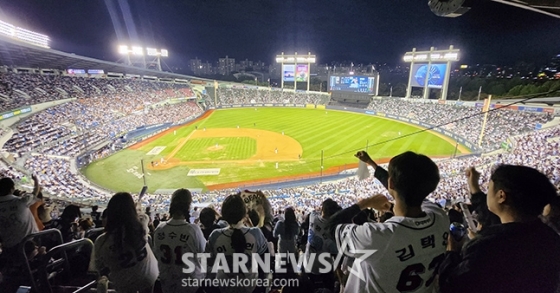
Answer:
top-left (0, 19), bottom-right (50, 48)
top-left (403, 45), bottom-right (459, 100)
top-left (118, 45), bottom-right (168, 71)
top-left (276, 52), bottom-right (316, 91)
top-left (146, 48), bottom-right (168, 71)
top-left (119, 45), bottom-right (145, 68)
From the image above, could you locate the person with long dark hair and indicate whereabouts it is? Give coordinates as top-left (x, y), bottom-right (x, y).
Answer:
top-left (273, 207), bottom-right (300, 254)
top-left (154, 189), bottom-right (206, 293)
top-left (94, 192), bottom-right (158, 293)
top-left (207, 193), bottom-right (268, 293)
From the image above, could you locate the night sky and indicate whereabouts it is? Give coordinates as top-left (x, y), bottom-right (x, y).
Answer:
top-left (1, 0), bottom-right (559, 68)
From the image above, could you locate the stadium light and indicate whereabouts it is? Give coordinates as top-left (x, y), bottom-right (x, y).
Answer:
top-left (132, 46), bottom-right (144, 56)
top-left (146, 47), bottom-right (168, 57)
top-left (0, 19), bottom-right (49, 48)
top-left (444, 52), bottom-right (459, 61)
top-left (118, 45), bottom-right (129, 54)
top-left (146, 47), bottom-right (157, 56)
top-left (118, 44), bottom-right (168, 71)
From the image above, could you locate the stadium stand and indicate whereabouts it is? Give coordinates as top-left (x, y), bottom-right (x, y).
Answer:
top-left (216, 86), bottom-right (330, 105)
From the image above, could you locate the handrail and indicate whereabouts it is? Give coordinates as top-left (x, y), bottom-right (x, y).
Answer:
top-left (36, 238), bottom-right (95, 293)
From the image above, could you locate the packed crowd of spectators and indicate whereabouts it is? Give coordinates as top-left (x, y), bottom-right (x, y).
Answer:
top-left (2, 139), bottom-right (560, 292)
top-left (0, 72), bottom-right (194, 112)
top-left (366, 98), bottom-right (553, 150)
top-left (2, 72), bottom-right (202, 156)
top-left (216, 87), bottom-right (330, 105)
top-left (23, 154), bottom-right (107, 201)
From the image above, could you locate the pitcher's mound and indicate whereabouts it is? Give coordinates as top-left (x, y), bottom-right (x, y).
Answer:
top-left (207, 145), bottom-right (225, 151)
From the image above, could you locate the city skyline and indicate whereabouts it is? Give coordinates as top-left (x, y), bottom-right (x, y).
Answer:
top-left (0, 0), bottom-right (559, 70)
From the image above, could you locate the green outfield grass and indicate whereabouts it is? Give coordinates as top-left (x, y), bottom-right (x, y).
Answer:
top-left (174, 137), bottom-right (257, 161)
top-left (83, 108), bottom-right (463, 192)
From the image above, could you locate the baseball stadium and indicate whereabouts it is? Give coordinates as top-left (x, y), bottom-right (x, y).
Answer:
top-left (1, 5), bottom-right (560, 293)
top-left (83, 107), bottom-right (468, 193)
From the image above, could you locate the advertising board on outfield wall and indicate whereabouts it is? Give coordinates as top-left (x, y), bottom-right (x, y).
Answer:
top-left (217, 103), bottom-right (306, 109)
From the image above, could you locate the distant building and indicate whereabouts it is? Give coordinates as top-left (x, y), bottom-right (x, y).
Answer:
top-left (218, 56), bottom-right (235, 75)
top-left (189, 58), bottom-right (214, 76)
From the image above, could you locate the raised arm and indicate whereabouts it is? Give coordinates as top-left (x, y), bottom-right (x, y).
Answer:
top-left (355, 151), bottom-right (388, 188)
top-left (465, 167), bottom-right (500, 228)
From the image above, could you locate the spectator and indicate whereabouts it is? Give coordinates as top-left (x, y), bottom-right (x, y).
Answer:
top-left (0, 177), bottom-right (38, 250)
top-left (439, 165), bottom-right (560, 293)
top-left (76, 218), bottom-right (94, 240)
top-left (273, 207), bottom-right (300, 254)
top-left (91, 206), bottom-right (102, 227)
top-left (206, 193), bottom-right (268, 293)
top-left (199, 207), bottom-right (221, 240)
top-left (191, 207), bottom-right (199, 223)
top-left (305, 198), bottom-right (341, 291)
top-left (94, 192), bottom-right (158, 293)
top-left (51, 205), bottom-right (82, 242)
top-left (154, 189), bottom-right (206, 293)
top-left (37, 203), bottom-right (53, 228)
top-left (327, 151), bottom-right (449, 293)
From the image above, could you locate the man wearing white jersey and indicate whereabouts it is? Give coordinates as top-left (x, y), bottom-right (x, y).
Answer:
top-left (328, 151), bottom-right (449, 293)
top-left (305, 198), bottom-right (341, 291)
top-left (154, 189), bottom-right (206, 293)
top-left (0, 176), bottom-right (39, 250)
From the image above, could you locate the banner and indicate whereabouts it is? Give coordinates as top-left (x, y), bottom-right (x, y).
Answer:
top-left (0, 107), bottom-right (32, 120)
top-left (282, 65), bottom-right (295, 82)
top-left (187, 169), bottom-right (221, 176)
top-left (295, 65), bottom-right (309, 82)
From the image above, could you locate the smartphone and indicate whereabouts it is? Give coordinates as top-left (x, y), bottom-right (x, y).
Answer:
top-left (459, 202), bottom-right (477, 231)
top-left (450, 222), bottom-right (466, 241)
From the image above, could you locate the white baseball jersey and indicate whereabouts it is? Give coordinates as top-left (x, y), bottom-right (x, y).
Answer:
top-left (94, 233), bottom-right (159, 293)
top-left (305, 211), bottom-right (338, 274)
top-left (207, 226), bottom-right (268, 293)
top-left (154, 218), bottom-right (206, 293)
top-left (0, 193), bottom-right (38, 248)
top-left (335, 202), bottom-right (449, 293)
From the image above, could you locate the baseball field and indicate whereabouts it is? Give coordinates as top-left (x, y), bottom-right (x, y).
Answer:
top-left (83, 107), bottom-right (469, 193)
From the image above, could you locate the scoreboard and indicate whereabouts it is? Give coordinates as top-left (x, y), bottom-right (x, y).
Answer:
top-left (329, 74), bottom-right (378, 95)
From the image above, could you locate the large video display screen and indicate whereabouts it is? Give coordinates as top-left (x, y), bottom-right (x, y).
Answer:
top-left (283, 64), bottom-right (309, 82)
top-left (329, 75), bottom-right (375, 94)
top-left (409, 63), bottom-right (447, 89)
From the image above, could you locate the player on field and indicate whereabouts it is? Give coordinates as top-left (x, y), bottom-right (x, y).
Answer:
top-left (327, 151), bottom-right (449, 293)
top-left (154, 189), bottom-right (206, 293)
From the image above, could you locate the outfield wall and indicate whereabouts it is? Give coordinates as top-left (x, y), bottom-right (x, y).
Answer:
top-left (215, 103), bottom-right (479, 152)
